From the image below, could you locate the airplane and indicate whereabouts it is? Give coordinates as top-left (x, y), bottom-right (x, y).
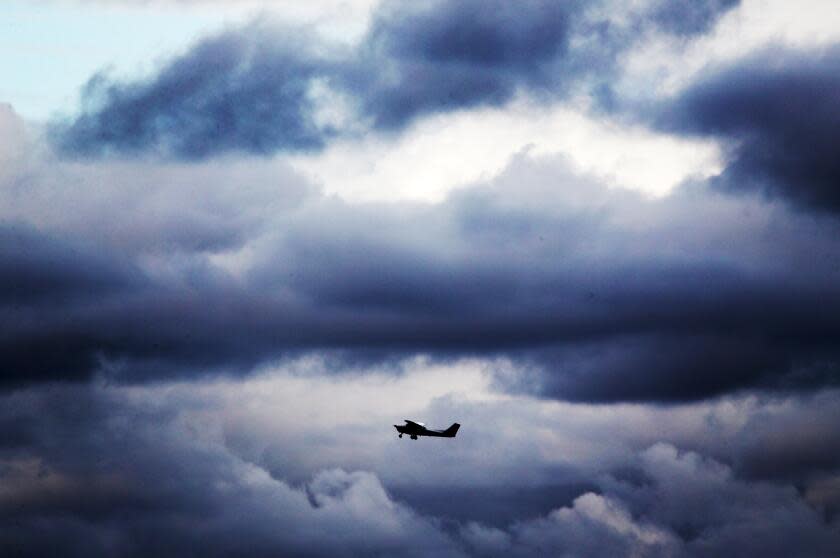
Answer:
top-left (394, 419), bottom-right (460, 440)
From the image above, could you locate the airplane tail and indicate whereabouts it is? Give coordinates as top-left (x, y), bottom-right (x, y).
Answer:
top-left (443, 423), bottom-right (460, 437)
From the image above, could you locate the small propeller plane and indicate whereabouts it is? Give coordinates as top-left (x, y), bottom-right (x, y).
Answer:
top-left (394, 420), bottom-right (460, 440)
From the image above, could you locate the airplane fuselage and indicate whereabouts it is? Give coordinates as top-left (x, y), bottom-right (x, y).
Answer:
top-left (394, 420), bottom-right (460, 440)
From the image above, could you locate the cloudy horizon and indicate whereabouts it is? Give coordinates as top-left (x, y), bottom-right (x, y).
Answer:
top-left (2, 1), bottom-right (840, 556)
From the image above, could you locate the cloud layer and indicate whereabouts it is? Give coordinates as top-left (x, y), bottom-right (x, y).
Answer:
top-left (4, 2), bottom-right (840, 555)
top-left (2, 375), bottom-right (838, 557)
top-left (50, 0), bottom-right (741, 159)
top-left (6, 125), bottom-right (840, 401)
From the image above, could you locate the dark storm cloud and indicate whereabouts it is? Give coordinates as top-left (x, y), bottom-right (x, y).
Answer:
top-left (0, 224), bottom-right (141, 304)
top-left (350, 0), bottom-right (576, 130)
top-left (0, 225), bottom-right (148, 385)
top-left (730, 392), bottom-right (840, 482)
top-left (0, 386), bottom-right (466, 558)
top-left (660, 46), bottom-right (840, 213)
top-left (50, 0), bottom-right (740, 159)
top-left (5, 153), bottom-right (840, 402)
top-left (525, 328), bottom-right (840, 404)
top-left (2, 384), bottom-right (838, 557)
top-left (0, 223), bottom-right (279, 386)
top-left (350, 0), bottom-right (740, 129)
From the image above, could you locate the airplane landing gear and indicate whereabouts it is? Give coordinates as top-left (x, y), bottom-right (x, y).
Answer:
top-left (399, 434), bottom-right (403, 438)
top-left (410, 435), bottom-right (418, 440)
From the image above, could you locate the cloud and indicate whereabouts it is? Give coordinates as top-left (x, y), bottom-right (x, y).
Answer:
top-left (0, 382), bottom-right (469, 558)
top-left (348, 0), bottom-right (576, 130)
top-left (2, 380), bottom-right (837, 557)
top-left (729, 392), bottom-right (840, 482)
top-left (49, 0), bottom-right (740, 159)
top-left (4, 146), bottom-right (840, 401)
top-left (647, 0), bottom-right (739, 36)
top-left (461, 442), bottom-right (840, 557)
top-left (659, 46), bottom-right (840, 213)
top-left (0, 224), bottom-right (150, 385)
top-left (50, 22), bottom-right (335, 160)
top-left (501, 492), bottom-right (681, 557)
top-left (6, 3), bottom-right (839, 555)
top-left (0, 103), bottom-right (29, 176)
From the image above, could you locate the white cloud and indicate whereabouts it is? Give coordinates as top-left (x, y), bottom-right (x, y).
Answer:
top-left (288, 99), bottom-right (722, 203)
top-left (510, 492), bottom-right (681, 557)
top-left (624, 0), bottom-right (840, 97)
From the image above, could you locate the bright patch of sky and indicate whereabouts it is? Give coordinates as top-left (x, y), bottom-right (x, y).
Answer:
top-left (289, 99), bottom-right (722, 202)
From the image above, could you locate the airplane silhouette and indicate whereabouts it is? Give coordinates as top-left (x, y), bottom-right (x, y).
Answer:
top-left (394, 419), bottom-right (460, 440)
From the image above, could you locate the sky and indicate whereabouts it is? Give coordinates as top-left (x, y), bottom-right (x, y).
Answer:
top-left (2, 1), bottom-right (840, 556)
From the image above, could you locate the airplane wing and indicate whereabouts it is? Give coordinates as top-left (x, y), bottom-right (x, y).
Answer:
top-left (404, 419), bottom-right (425, 427)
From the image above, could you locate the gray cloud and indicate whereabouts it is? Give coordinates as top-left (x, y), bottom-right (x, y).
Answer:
top-left (0, 381), bottom-right (469, 557)
top-left (348, 0), bottom-right (578, 130)
top-left (647, 0), bottom-right (739, 36)
top-left (50, 22), bottom-right (335, 160)
top-left (4, 149), bottom-right (840, 401)
top-left (8, 3), bottom-right (840, 555)
top-left (49, 0), bottom-right (740, 159)
top-left (658, 46), bottom-right (840, 214)
top-left (595, 443), bottom-right (838, 557)
top-left (2, 380), bottom-right (838, 557)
